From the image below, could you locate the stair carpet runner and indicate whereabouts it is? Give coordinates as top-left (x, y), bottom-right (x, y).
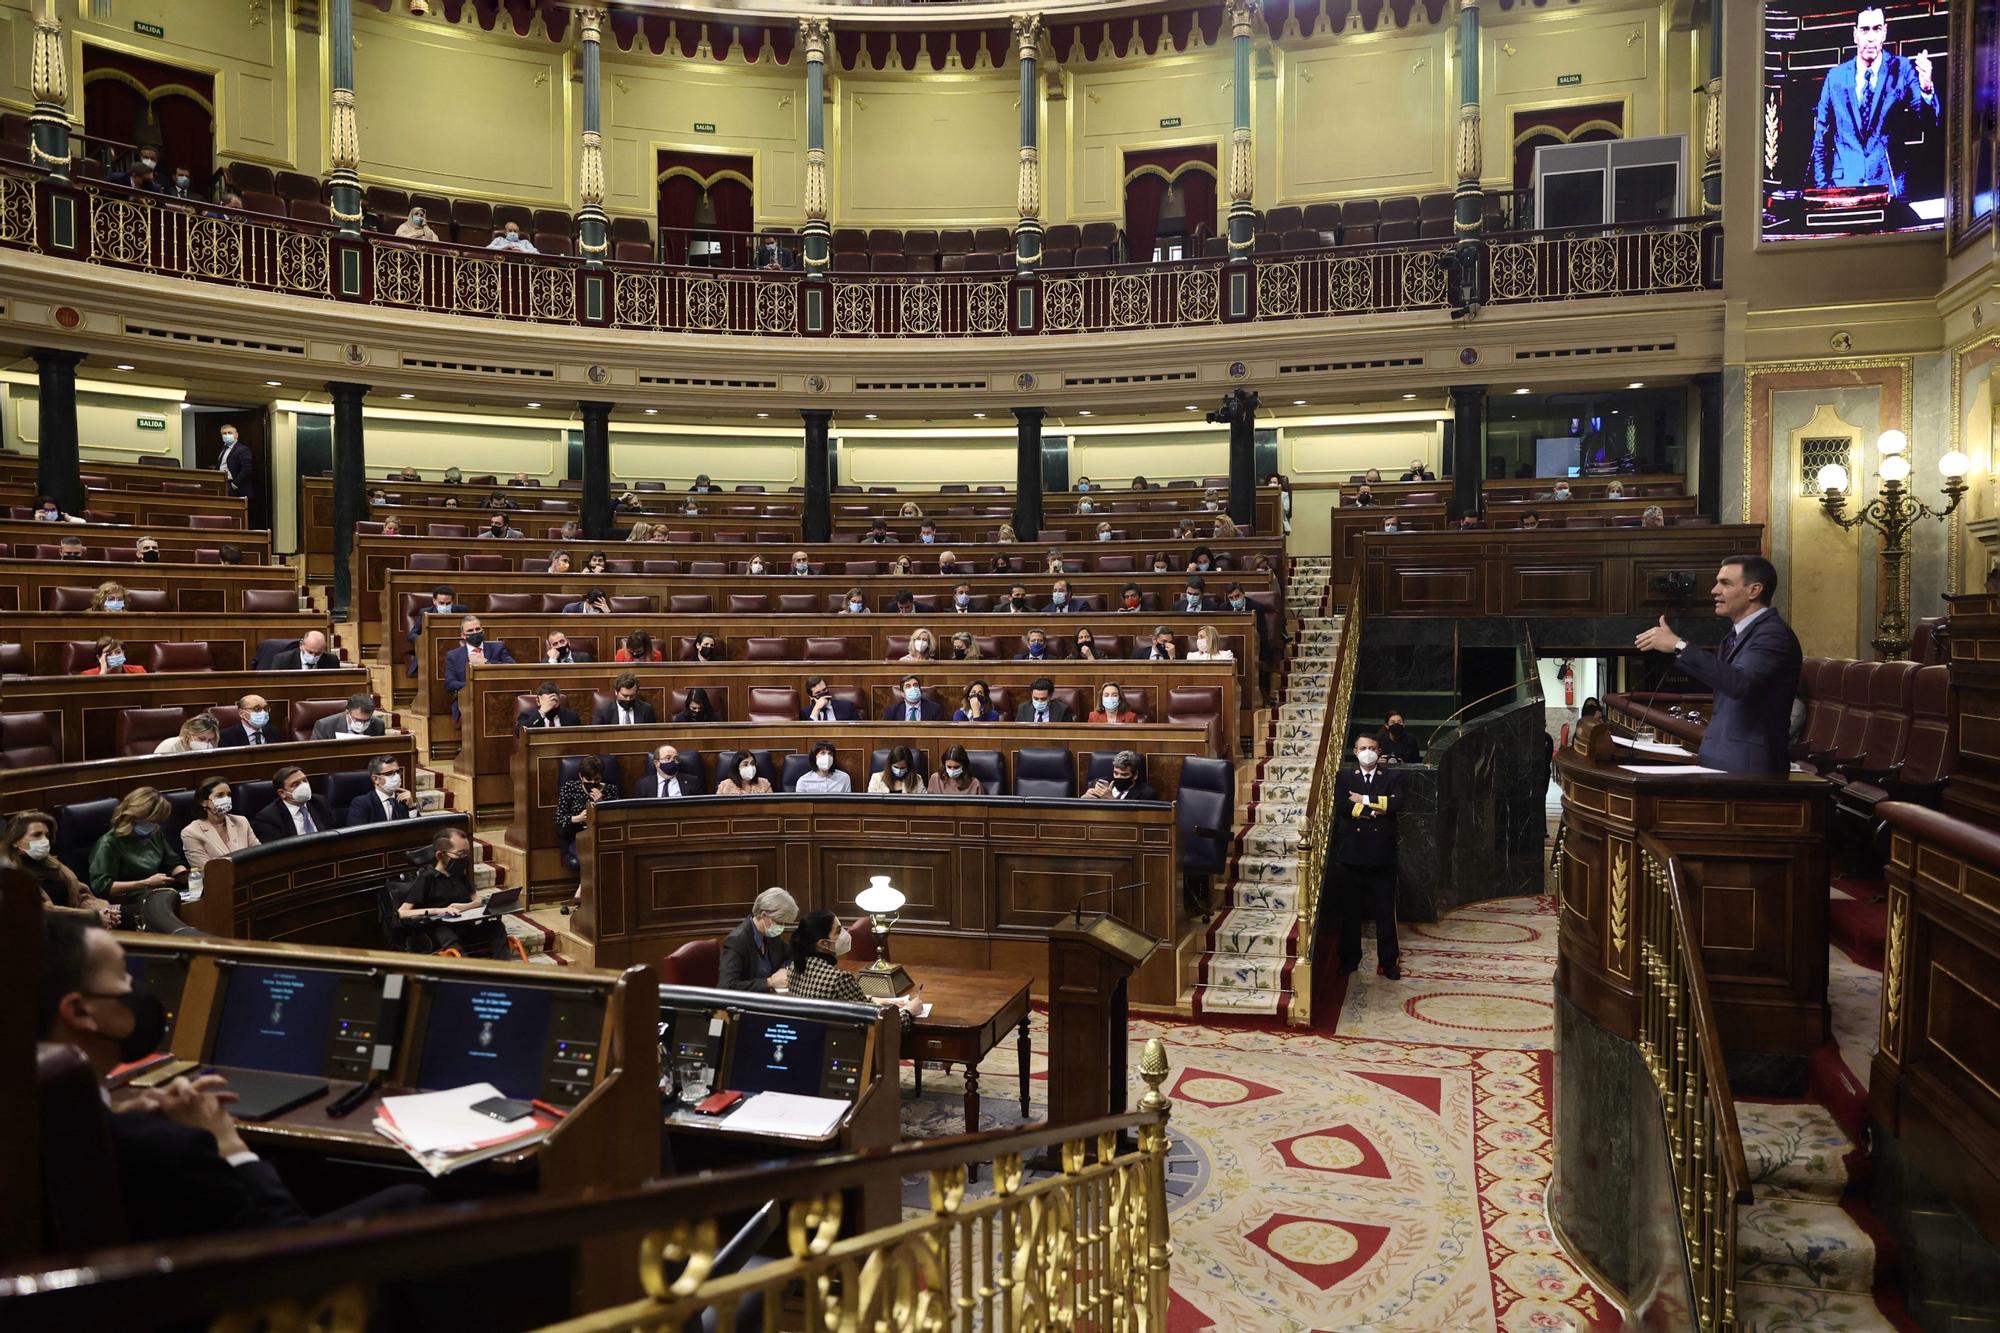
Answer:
top-left (1190, 556), bottom-right (1337, 1020)
top-left (1730, 885), bottom-right (1899, 1331)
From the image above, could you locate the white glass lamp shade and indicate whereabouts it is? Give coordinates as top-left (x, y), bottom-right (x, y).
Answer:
top-left (856, 875), bottom-right (905, 916)
top-left (1940, 449), bottom-right (1971, 480)
top-left (1877, 429), bottom-right (1909, 457)
top-left (1879, 454), bottom-right (1912, 483)
top-left (1816, 462), bottom-right (1850, 494)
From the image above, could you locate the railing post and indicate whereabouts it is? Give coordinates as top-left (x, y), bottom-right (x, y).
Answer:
top-left (28, 0), bottom-right (71, 180)
top-left (575, 7), bottom-right (609, 266)
top-left (325, 0), bottom-right (363, 237)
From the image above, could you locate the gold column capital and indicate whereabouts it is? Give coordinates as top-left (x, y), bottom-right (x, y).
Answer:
top-left (30, 5), bottom-right (67, 109)
top-left (1018, 144), bottom-right (1041, 221)
top-left (1012, 12), bottom-right (1043, 61)
top-left (1225, 0), bottom-right (1258, 39)
top-left (1454, 104), bottom-right (1482, 182)
top-left (1459, 0), bottom-right (1480, 12)
top-left (804, 146), bottom-right (827, 222)
top-left (580, 129), bottom-right (604, 208)
top-left (1228, 125), bottom-right (1253, 204)
top-left (798, 16), bottom-right (831, 63)
top-left (577, 7), bottom-right (605, 43)
top-left (329, 87), bottom-right (360, 174)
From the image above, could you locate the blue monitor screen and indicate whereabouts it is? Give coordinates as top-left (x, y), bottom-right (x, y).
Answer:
top-left (209, 965), bottom-right (342, 1076)
top-left (417, 981), bottom-right (555, 1100)
top-left (732, 1011), bottom-right (826, 1097)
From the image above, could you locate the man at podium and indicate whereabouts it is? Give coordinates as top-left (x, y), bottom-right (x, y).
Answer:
top-left (1633, 555), bottom-right (1802, 774)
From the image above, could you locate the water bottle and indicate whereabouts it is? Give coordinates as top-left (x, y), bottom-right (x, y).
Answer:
top-left (184, 869), bottom-right (203, 902)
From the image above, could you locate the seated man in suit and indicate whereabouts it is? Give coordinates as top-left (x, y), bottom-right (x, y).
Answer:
top-left (1042, 579), bottom-right (1082, 613)
top-left (562, 587), bottom-right (612, 615)
top-left (36, 915), bottom-right (429, 1243)
top-left (1177, 577), bottom-right (1219, 615)
top-left (1223, 582), bottom-right (1271, 661)
top-left (1016, 677), bottom-right (1071, 723)
top-left (272, 630), bottom-right (337, 671)
top-left (218, 693), bottom-right (275, 748)
top-left (801, 675), bottom-right (858, 722)
top-left (1633, 554), bottom-right (1803, 774)
top-left (719, 887), bottom-right (798, 992)
top-left (883, 674), bottom-right (944, 722)
top-left (637, 743), bottom-right (699, 798)
top-left (346, 754), bottom-right (418, 824)
top-left (542, 630), bottom-right (590, 665)
top-left (519, 681), bottom-right (581, 731)
top-left (249, 766), bottom-right (340, 841)
top-left (443, 617), bottom-right (518, 722)
top-left (406, 586), bottom-right (467, 675)
top-left (1015, 627), bottom-right (1060, 662)
top-left (1083, 750), bottom-right (1157, 801)
top-left (311, 693), bottom-right (385, 741)
top-left (593, 672), bottom-right (658, 725)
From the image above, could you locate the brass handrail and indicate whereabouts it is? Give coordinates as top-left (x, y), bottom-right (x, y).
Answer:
top-left (1294, 570), bottom-right (1360, 1023)
top-left (1, 1040), bottom-right (1176, 1333)
top-left (1634, 831), bottom-right (1752, 1333)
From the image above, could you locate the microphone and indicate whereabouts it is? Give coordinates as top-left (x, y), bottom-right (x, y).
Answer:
top-left (1072, 882), bottom-right (1148, 927)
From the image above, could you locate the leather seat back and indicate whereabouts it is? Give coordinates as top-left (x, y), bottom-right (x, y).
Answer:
top-left (242, 589), bottom-right (299, 612)
top-left (668, 595), bottom-right (713, 614)
top-left (1014, 747), bottom-right (1075, 799)
top-left (1804, 659), bottom-right (1848, 754)
top-left (53, 797), bottom-right (118, 865)
top-left (659, 939), bottom-right (720, 988)
top-left (1, 710), bottom-right (60, 767)
top-left (118, 705), bottom-right (195, 757)
top-left (728, 593), bottom-right (771, 614)
top-left (1167, 684), bottom-right (1229, 758)
top-left (1900, 664), bottom-right (1953, 784)
top-left (966, 749), bottom-right (1007, 794)
top-left (1829, 661), bottom-right (1879, 761)
top-left (289, 698), bottom-right (350, 742)
top-left (745, 637), bottom-right (795, 661)
top-left (1857, 660), bottom-right (1918, 770)
top-left (746, 686), bottom-right (799, 722)
top-left (1177, 756), bottom-right (1234, 874)
top-left (43, 586), bottom-right (98, 611)
top-left (148, 641), bottom-right (216, 673)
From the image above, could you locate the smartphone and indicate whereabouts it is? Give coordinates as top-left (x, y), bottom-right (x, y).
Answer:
top-left (469, 1095), bottom-right (536, 1123)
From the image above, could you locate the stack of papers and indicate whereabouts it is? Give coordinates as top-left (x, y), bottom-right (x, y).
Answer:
top-left (373, 1083), bottom-right (553, 1176)
top-left (1609, 735), bottom-right (1692, 756)
top-left (715, 1091), bottom-right (849, 1140)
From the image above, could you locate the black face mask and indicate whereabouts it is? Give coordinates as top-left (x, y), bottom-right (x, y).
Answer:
top-left (60, 550), bottom-right (82, 560)
top-left (464, 632), bottom-right (485, 647)
top-left (91, 990), bottom-right (167, 1063)
top-left (140, 550), bottom-right (160, 563)
top-left (1113, 776), bottom-right (1135, 792)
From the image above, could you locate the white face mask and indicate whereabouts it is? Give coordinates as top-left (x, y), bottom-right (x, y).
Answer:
top-left (890, 766), bottom-right (907, 779)
top-left (348, 718), bottom-right (371, 734)
top-left (832, 928), bottom-right (854, 958)
top-left (763, 921), bottom-right (786, 939)
top-left (286, 784), bottom-right (312, 805)
top-left (815, 754), bottom-right (835, 772)
top-left (1099, 531), bottom-right (1111, 541)
top-left (945, 766), bottom-right (963, 779)
top-left (23, 838), bottom-right (50, 860)
top-left (739, 764), bottom-right (758, 782)
top-left (209, 796), bottom-right (233, 815)
top-left (1357, 748), bottom-right (1379, 769)
top-left (912, 640), bottom-right (930, 656)
top-left (189, 739), bottom-right (215, 751)
top-left (750, 562), bottom-right (765, 574)
top-left (849, 601), bottom-right (865, 613)
top-left (379, 773), bottom-right (401, 794)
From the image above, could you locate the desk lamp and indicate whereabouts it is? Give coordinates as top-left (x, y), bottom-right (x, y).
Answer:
top-left (855, 875), bottom-right (913, 997)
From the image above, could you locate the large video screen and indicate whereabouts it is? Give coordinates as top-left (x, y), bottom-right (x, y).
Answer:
top-left (1763, 0), bottom-right (1949, 241)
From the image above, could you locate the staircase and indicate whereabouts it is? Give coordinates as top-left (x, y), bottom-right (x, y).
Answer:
top-left (1190, 556), bottom-right (1340, 1021)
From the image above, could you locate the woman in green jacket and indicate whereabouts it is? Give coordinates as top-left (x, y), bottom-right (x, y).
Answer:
top-left (89, 787), bottom-right (187, 906)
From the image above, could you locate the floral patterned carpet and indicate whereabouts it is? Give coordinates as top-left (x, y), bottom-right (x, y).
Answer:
top-left (899, 894), bottom-right (1616, 1332)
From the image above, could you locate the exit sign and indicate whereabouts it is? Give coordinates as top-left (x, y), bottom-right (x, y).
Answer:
top-left (1159, 116), bottom-right (1182, 129)
top-left (134, 20), bottom-right (164, 38)
top-left (1556, 73), bottom-right (1582, 86)
top-left (136, 416), bottom-right (166, 431)
top-left (692, 122), bottom-right (716, 134)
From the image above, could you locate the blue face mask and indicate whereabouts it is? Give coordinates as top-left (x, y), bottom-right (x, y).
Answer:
top-left (1077, 483), bottom-right (1089, 493)
top-left (104, 599), bottom-right (126, 612)
top-left (1028, 642), bottom-right (1045, 657)
top-left (133, 821), bottom-right (158, 837)
top-left (104, 652), bottom-right (126, 669)
top-left (248, 709), bottom-right (271, 728)
top-left (35, 509), bottom-right (56, 521)
top-left (904, 686), bottom-right (922, 703)
top-left (920, 533), bottom-right (935, 544)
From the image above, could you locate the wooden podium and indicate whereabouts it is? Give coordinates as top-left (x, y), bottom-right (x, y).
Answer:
top-left (1556, 721), bottom-right (1831, 1054)
top-left (1047, 915), bottom-right (1159, 1126)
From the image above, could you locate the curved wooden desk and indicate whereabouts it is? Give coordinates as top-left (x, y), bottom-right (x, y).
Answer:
top-left (579, 793), bottom-right (1180, 1005)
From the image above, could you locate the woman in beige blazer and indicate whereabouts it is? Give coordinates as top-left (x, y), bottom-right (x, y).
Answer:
top-left (180, 775), bottom-right (260, 871)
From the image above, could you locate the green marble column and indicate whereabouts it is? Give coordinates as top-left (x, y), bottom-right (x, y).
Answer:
top-left (577, 8), bottom-right (609, 264)
top-left (327, 0), bottom-right (363, 236)
top-left (800, 17), bottom-right (831, 277)
top-left (1224, 0), bottom-right (1257, 260)
top-left (1013, 13), bottom-right (1044, 273)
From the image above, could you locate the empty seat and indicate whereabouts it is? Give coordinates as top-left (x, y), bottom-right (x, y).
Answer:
top-left (832, 251), bottom-right (869, 272)
top-left (746, 686), bottom-right (800, 723)
top-left (1079, 221), bottom-right (1118, 251)
top-left (1380, 195), bottom-right (1420, 224)
top-left (1178, 756), bottom-right (1235, 879)
top-left (451, 198), bottom-right (494, 243)
top-left (241, 191), bottom-right (286, 217)
top-left (939, 228), bottom-right (975, 254)
top-left (974, 226), bottom-right (1012, 253)
top-left (966, 750), bottom-right (1007, 795)
top-left (535, 232), bottom-right (572, 257)
top-left (668, 595), bottom-right (713, 613)
top-left (365, 185), bottom-right (409, 215)
top-left (867, 228), bottom-right (902, 255)
top-left (805, 637), bottom-right (856, 661)
top-left (1167, 684), bottom-right (1229, 758)
top-left (147, 641), bottom-right (216, 673)
top-left (1281, 228), bottom-right (1319, 252)
top-left (1848, 660), bottom-right (1918, 777)
top-left (227, 162), bottom-right (275, 194)
top-left (744, 637), bottom-right (793, 661)
top-left (1074, 245), bottom-right (1110, 266)
top-left (288, 199), bottom-right (331, 225)
top-left (727, 593), bottom-right (772, 614)
top-left (1264, 205), bottom-right (1302, 233)
top-left (659, 939), bottom-right (721, 988)
top-left (0, 711), bottom-right (59, 768)
top-left (614, 240), bottom-right (653, 264)
top-left (1014, 748), bottom-right (1075, 799)
top-left (870, 254), bottom-right (907, 273)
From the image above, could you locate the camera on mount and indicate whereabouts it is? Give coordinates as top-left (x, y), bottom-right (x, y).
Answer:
top-left (1205, 388), bottom-right (1260, 426)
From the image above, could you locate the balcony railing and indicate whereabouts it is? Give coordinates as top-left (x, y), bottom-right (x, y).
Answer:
top-left (0, 169), bottom-right (1717, 339)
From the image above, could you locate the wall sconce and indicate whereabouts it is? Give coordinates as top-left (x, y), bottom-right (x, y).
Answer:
top-left (854, 875), bottom-right (913, 997)
top-left (1816, 428), bottom-right (1969, 659)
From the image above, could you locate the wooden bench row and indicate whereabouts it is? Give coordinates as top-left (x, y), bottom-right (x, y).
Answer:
top-left (2, 668), bottom-right (376, 765)
top-left (0, 611), bottom-right (336, 679)
top-left (456, 659), bottom-right (1238, 814)
top-left (0, 558), bottom-right (301, 616)
top-left (0, 518), bottom-right (274, 564)
top-left (0, 484), bottom-right (246, 529)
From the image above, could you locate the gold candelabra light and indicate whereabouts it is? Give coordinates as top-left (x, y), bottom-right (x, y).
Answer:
top-left (854, 875), bottom-right (913, 997)
top-left (1815, 429), bottom-right (1969, 659)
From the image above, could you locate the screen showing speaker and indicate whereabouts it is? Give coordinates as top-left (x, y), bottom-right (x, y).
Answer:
top-left (1763, 0), bottom-right (1949, 241)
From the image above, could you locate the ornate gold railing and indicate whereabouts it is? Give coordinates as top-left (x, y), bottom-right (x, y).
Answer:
top-left (1293, 570), bottom-right (1360, 1025)
top-left (1634, 832), bottom-right (1752, 1333)
top-left (0, 1041), bottom-right (1176, 1332)
top-left (0, 169), bottom-right (1716, 338)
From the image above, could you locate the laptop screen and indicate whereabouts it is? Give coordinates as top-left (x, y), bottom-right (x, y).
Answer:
top-left (416, 980), bottom-right (606, 1105)
top-left (730, 1011), bottom-right (829, 1098)
top-left (209, 963), bottom-right (380, 1079)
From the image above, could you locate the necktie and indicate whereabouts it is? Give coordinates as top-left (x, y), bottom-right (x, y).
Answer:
top-left (1862, 65), bottom-right (1874, 108)
top-left (907, 705), bottom-right (918, 721)
top-left (299, 807), bottom-right (315, 834)
top-left (622, 707), bottom-right (634, 724)
top-left (248, 731), bottom-right (263, 745)
top-left (1036, 707), bottom-right (1047, 722)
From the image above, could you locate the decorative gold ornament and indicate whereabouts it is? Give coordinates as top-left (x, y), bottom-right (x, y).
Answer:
top-left (1608, 842), bottom-right (1629, 964)
top-left (31, 11), bottom-right (68, 108)
top-left (803, 146), bottom-right (827, 223)
top-left (579, 129), bottom-right (604, 208)
top-left (798, 16), bottom-right (831, 63)
top-left (330, 88), bottom-right (360, 173)
top-left (1018, 144), bottom-right (1041, 221)
top-left (1883, 891), bottom-right (1907, 1050)
top-left (1454, 104), bottom-right (1482, 183)
top-left (1226, 0), bottom-right (1258, 39)
top-left (1013, 12), bottom-right (1043, 61)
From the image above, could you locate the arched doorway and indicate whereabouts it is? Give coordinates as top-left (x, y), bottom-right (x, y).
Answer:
top-left (1123, 146), bottom-right (1218, 262)
top-left (656, 151), bottom-right (754, 268)
top-left (1510, 102), bottom-right (1623, 227)
top-left (81, 47), bottom-right (215, 185)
